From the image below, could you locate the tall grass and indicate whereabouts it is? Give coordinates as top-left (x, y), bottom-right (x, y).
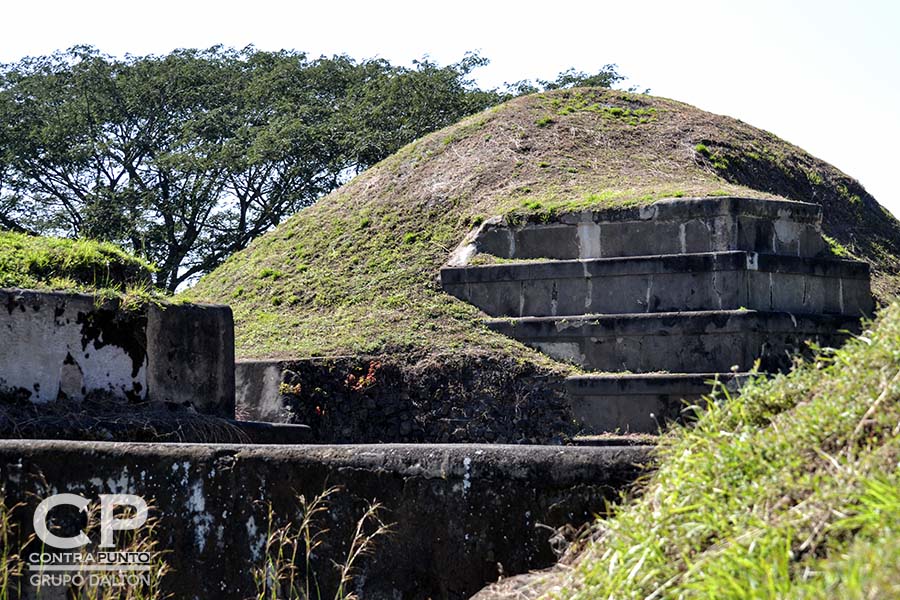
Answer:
top-left (254, 487), bottom-right (391, 600)
top-left (551, 302), bottom-right (900, 599)
top-left (0, 496), bottom-right (27, 600)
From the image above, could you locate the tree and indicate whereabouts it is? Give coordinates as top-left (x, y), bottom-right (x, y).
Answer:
top-left (0, 47), bottom-right (625, 290)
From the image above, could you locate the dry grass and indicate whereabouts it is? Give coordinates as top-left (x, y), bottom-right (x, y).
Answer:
top-left (0, 394), bottom-right (250, 443)
top-left (254, 487), bottom-right (391, 600)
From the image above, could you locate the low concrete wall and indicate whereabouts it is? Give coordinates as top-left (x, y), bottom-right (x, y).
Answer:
top-left (443, 252), bottom-right (873, 317)
top-left (565, 373), bottom-right (748, 433)
top-left (466, 197), bottom-right (828, 262)
top-left (0, 440), bottom-right (651, 600)
top-left (487, 310), bottom-right (861, 373)
top-left (0, 289), bottom-right (234, 416)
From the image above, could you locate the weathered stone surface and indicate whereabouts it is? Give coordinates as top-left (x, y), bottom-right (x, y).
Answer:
top-left (468, 197), bottom-right (828, 261)
top-left (442, 252), bottom-right (873, 317)
top-left (486, 310), bottom-right (860, 373)
top-left (145, 302), bottom-right (235, 416)
top-left (0, 288), bottom-right (234, 416)
top-left (565, 373), bottom-right (748, 433)
top-left (0, 440), bottom-right (651, 599)
top-left (235, 355), bottom-right (577, 443)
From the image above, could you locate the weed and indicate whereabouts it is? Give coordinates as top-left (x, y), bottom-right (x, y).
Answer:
top-left (0, 496), bottom-right (27, 600)
top-left (260, 268), bottom-right (285, 280)
top-left (534, 115), bottom-right (554, 127)
top-left (253, 487), bottom-right (391, 600)
top-left (823, 234), bottom-right (852, 258)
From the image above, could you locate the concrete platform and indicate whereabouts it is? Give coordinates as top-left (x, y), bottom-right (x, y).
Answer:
top-left (442, 251), bottom-right (872, 317)
top-left (486, 310), bottom-right (860, 373)
top-left (0, 440), bottom-right (650, 600)
top-left (565, 372), bottom-right (749, 433)
top-left (468, 197), bottom-right (828, 261)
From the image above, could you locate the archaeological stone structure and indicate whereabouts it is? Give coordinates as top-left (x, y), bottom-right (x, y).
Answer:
top-left (0, 195), bottom-right (876, 599)
top-left (441, 196), bottom-right (873, 433)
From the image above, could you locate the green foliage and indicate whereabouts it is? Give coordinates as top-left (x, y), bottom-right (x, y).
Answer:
top-left (535, 115), bottom-right (555, 127)
top-left (695, 143), bottom-right (729, 170)
top-left (823, 234), bottom-right (852, 258)
top-left (0, 47), bottom-right (505, 291)
top-left (0, 49), bottom-right (630, 291)
top-left (504, 64), bottom-right (627, 96)
top-left (554, 303), bottom-right (900, 599)
top-left (0, 230), bottom-right (153, 291)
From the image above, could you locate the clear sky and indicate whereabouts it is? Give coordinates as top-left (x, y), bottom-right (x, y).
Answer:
top-left (2, 0), bottom-right (898, 216)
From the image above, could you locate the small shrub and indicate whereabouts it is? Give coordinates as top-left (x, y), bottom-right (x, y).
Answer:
top-left (259, 267), bottom-right (284, 280)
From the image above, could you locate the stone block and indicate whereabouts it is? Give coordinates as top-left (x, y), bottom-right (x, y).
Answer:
top-left (0, 288), bottom-right (234, 416)
top-left (442, 252), bottom-right (872, 318)
top-left (486, 310), bottom-right (861, 373)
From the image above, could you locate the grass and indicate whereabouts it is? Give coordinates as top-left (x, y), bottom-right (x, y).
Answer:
top-left (0, 496), bottom-right (26, 600)
top-left (185, 87), bottom-right (900, 361)
top-left (0, 231), bottom-right (154, 294)
top-left (528, 300), bottom-right (900, 599)
top-left (0, 487), bottom-right (388, 599)
top-left (253, 487), bottom-right (391, 600)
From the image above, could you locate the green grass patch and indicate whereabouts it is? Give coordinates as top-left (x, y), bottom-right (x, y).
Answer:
top-left (824, 234), bottom-right (852, 258)
top-left (0, 231), bottom-right (154, 293)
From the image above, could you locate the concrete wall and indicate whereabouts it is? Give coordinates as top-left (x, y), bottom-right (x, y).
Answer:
top-left (565, 373), bottom-right (748, 433)
top-left (0, 440), bottom-right (651, 600)
top-left (0, 289), bottom-right (234, 416)
top-left (487, 310), bottom-right (861, 373)
top-left (463, 197), bottom-right (828, 262)
top-left (443, 252), bottom-right (873, 318)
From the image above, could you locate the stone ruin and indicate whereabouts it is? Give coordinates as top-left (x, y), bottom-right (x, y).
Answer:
top-left (442, 196), bottom-right (872, 432)
top-left (0, 196), bottom-right (874, 599)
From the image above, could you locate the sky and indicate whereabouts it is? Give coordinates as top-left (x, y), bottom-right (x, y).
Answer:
top-left (2, 0), bottom-right (898, 217)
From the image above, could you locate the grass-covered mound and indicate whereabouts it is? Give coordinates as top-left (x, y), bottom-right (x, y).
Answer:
top-left (186, 88), bottom-right (900, 360)
top-left (486, 302), bottom-right (900, 598)
top-left (0, 230), bottom-right (153, 292)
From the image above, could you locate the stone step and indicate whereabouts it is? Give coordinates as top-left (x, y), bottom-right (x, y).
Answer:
top-left (565, 372), bottom-right (749, 434)
top-left (461, 196), bottom-right (828, 262)
top-left (442, 251), bottom-right (872, 318)
top-left (486, 310), bottom-right (860, 373)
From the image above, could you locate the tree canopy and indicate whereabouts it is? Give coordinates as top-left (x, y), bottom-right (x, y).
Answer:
top-left (0, 46), bottom-right (626, 290)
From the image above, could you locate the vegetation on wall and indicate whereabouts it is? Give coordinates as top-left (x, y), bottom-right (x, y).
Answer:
top-left (492, 300), bottom-right (900, 599)
top-left (0, 230), bottom-right (152, 292)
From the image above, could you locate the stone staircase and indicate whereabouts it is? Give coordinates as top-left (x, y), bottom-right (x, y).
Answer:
top-left (441, 197), bottom-right (875, 434)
